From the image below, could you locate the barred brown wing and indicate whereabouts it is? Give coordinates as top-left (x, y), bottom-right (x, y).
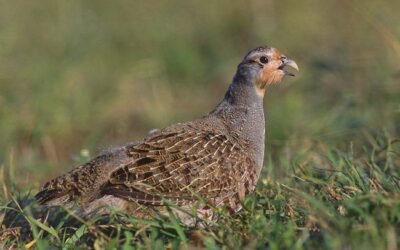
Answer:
top-left (100, 129), bottom-right (257, 207)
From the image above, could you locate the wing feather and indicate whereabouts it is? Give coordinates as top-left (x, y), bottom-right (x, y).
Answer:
top-left (100, 129), bottom-right (256, 207)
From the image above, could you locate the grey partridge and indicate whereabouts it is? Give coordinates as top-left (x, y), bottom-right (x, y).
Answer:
top-left (33, 46), bottom-right (298, 222)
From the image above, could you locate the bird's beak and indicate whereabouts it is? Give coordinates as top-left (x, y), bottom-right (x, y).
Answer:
top-left (281, 58), bottom-right (299, 76)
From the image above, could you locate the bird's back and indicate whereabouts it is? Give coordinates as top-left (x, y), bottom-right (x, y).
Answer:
top-left (35, 116), bottom-right (258, 216)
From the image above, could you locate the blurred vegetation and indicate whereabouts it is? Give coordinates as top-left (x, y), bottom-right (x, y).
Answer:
top-left (0, 0), bottom-right (399, 248)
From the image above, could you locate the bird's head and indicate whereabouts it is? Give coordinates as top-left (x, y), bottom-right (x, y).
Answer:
top-left (236, 46), bottom-right (299, 97)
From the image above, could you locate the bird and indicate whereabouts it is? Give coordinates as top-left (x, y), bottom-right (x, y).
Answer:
top-left (4, 46), bottom-right (298, 230)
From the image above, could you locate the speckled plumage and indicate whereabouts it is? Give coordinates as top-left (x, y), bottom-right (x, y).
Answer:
top-left (4, 46), bottom-right (298, 232)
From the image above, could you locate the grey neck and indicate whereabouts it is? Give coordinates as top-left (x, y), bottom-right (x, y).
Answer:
top-left (210, 67), bottom-right (266, 171)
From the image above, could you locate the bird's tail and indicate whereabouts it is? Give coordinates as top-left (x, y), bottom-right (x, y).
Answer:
top-left (0, 194), bottom-right (81, 243)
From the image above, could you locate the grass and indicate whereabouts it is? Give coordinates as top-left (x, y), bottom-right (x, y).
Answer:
top-left (0, 0), bottom-right (400, 249)
top-left (1, 133), bottom-right (399, 249)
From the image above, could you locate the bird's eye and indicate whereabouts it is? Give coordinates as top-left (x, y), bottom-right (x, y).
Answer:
top-left (259, 56), bottom-right (269, 64)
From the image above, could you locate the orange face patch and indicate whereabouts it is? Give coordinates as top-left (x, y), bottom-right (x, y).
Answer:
top-left (256, 68), bottom-right (285, 96)
top-left (243, 47), bottom-right (290, 97)
top-left (256, 53), bottom-right (286, 96)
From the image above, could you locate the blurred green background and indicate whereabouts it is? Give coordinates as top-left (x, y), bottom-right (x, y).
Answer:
top-left (0, 0), bottom-right (399, 189)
